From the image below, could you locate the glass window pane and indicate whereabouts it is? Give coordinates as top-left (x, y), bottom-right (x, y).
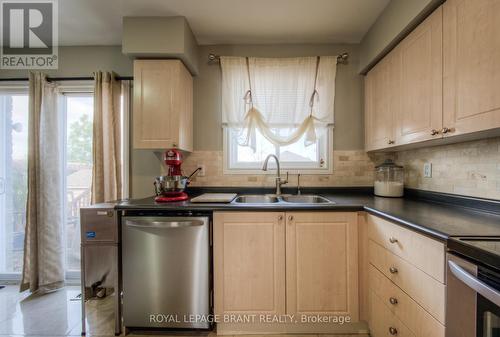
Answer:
top-left (279, 133), bottom-right (318, 163)
top-left (228, 126), bottom-right (329, 170)
top-left (65, 95), bottom-right (93, 272)
top-left (0, 94), bottom-right (29, 274)
top-left (234, 128), bottom-right (275, 163)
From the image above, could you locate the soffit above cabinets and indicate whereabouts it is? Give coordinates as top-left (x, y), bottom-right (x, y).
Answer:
top-left (58, 0), bottom-right (390, 46)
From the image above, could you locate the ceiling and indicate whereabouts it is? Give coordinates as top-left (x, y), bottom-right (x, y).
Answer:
top-left (59, 0), bottom-right (390, 46)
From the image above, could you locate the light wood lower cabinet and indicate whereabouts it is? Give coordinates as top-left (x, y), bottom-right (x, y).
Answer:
top-left (214, 212), bottom-right (447, 336)
top-left (369, 289), bottom-right (416, 337)
top-left (286, 212), bottom-right (359, 320)
top-left (369, 265), bottom-right (445, 337)
top-left (213, 211), bottom-right (360, 334)
top-left (213, 212), bottom-right (286, 316)
top-left (368, 239), bottom-right (446, 324)
top-left (367, 214), bottom-right (445, 283)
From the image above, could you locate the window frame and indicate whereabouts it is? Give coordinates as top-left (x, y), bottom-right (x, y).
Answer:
top-left (223, 126), bottom-right (333, 175)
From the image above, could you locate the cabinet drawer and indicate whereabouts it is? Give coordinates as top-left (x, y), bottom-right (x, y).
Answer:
top-left (369, 289), bottom-right (415, 337)
top-left (81, 208), bottom-right (118, 243)
top-left (367, 214), bottom-right (445, 283)
top-left (369, 239), bottom-right (445, 324)
top-left (369, 265), bottom-right (445, 337)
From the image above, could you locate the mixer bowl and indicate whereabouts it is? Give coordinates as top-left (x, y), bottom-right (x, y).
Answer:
top-left (154, 175), bottom-right (189, 195)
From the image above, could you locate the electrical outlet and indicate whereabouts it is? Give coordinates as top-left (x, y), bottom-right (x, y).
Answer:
top-left (423, 163), bottom-right (432, 178)
top-left (197, 164), bottom-right (206, 177)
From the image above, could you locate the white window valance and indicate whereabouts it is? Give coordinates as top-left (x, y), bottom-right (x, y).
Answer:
top-left (221, 56), bottom-right (337, 148)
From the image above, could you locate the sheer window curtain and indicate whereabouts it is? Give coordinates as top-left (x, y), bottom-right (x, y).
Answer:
top-left (21, 72), bottom-right (65, 293)
top-left (221, 56), bottom-right (337, 149)
top-left (91, 72), bottom-right (128, 203)
top-left (92, 71), bottom-right (119, 203)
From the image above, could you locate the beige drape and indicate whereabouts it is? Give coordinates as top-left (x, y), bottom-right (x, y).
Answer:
top-left (21, 72), bottom-right (65, 293)
top-left (91, 71), bottom-right (122, 203)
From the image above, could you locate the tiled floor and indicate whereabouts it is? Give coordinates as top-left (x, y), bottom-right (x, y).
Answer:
top-left (0, 286), bottom-right (368, 337)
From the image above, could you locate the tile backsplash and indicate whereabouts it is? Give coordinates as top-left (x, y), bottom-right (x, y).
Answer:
top-left (175, 150), bottom-right (390, 188)
top-left (395, 137), bottom-right (500, 200)
top-left (160, 137), bottom-right (500, 200)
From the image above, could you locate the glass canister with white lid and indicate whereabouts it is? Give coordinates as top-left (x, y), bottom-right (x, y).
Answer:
top-left (374, 159), bottom-right (404, 197)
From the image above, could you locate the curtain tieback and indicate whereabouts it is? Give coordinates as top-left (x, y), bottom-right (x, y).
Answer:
top-left (309, 89), bottom-right (319, 116)
top-left (243, 89), bottom-right (254, 107)
top-left (309, 56), bottom-right (321, 116)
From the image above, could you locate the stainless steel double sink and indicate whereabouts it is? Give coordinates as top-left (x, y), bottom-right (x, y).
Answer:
top-left (233, 194), bottom-right (334, 204)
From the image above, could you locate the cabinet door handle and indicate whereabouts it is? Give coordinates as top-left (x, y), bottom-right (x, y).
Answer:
top-left (389, 237), bottom-right (398, 244)
top-left (389, 266), bottom-right (398, 274)
top-left (389, 327), bottom-right (398, 335)
top-left (278, 215), bottom-right (283, 221)
top-left (431, 129), bottom-right (440, 135)
top-left (288, 215), bottom-right (294, 221)
top-left (389, 297), bottom-right (398, 305)
top-left (388, 140), bottom-right (395, 145)
top-left (441, 127), bottom-right (455, 134)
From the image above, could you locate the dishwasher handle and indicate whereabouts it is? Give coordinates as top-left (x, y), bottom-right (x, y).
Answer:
top-left (126, 219), bottom-right (205, 229)
top-left (448, 260), bottom-right (500, 307)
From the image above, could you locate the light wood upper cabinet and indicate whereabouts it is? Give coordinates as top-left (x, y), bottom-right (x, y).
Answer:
top-left (213, 212), bottom-right (286, 316)
top-left (133, 60), bottom-right (193, 151)
top-left (285, 212), bottom-right (359, 320)
top-left (366, 0), bottom-right (500, 151)
top-left (395, 7), bottom-right (443, 144)
top-left (365, 54), bottom-right (398, 151)
top-left (365, 7), bottom-right (442, 152)
top-left (443, 0), bottom-right (500, 136)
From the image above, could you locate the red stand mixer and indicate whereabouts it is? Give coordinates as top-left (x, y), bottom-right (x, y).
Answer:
top-left (154, 149), bottom-right (200, 202)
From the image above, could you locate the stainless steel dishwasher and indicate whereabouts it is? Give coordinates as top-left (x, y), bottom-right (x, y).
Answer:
top-left (122, 214), bottom-right (211, 330)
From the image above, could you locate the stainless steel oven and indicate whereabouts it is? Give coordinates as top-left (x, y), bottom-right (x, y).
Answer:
top-left (447, 251), bottom-right (500, 337)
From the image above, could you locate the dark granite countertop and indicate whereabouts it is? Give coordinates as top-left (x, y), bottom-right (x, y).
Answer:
top-left (114, 187), bottom-right (500, 242)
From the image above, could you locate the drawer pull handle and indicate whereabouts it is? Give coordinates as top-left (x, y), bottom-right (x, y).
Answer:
top-left (389, 297), bottom-right (398, 305)
top-left (389, 237), bottom-right (398, 244)
top-left (389, 327), bottom-right (398, 335)
top-left (97, 211), bottom-right (113, 217)
top-left (389, 266), bottom-right (398, 274)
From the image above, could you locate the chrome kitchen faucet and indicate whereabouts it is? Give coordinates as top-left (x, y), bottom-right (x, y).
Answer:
top-left (262, 154), bottom-right (288, 196)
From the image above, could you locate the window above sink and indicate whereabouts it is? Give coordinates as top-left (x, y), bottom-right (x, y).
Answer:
top-left (224, 127), bottom-right (332, 174)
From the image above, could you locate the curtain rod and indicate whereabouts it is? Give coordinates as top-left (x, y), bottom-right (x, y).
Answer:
top-left (207, 52), bottom-right (349, 64)
top-left (0, 76), bottom-right (133, 82)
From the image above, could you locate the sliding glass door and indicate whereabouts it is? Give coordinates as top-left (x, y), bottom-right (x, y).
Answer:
top-left (0, 91), bottom-right (29, 278)
top-left (63, 92), bottom-right (94, 278)
top-left (0, 88), bottom-right (94, 280)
